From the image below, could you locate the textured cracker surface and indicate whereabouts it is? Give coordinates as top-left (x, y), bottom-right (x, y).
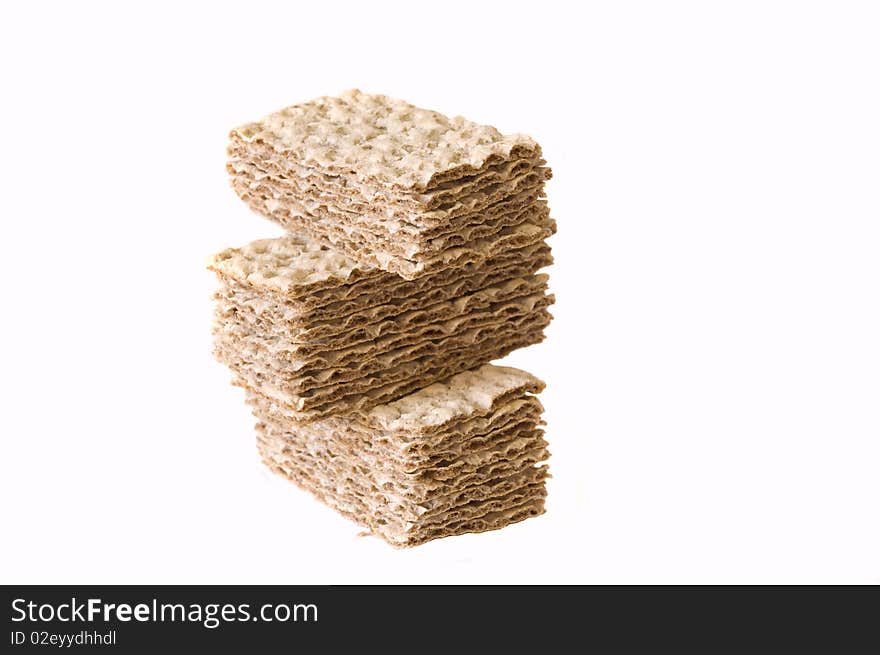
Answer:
top-left (208, 235), bottom-right (362, 293)
top-left (231, 89), bottom-right (539, 191)
top-left (366, 365), bottom-right (545, 433)
top-left (209, 235), bottom-right (552, 310)
top-left (262, 397), bottom-right (546, 467)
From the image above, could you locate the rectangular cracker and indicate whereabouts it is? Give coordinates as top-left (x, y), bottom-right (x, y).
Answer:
top-left (230, 89), bottom-right (541, 192)
top-left (208, 234), bottom-right (551, 303)
top-left (219, 309), bottom-right (552, 412)
top-left (228, 166), bottom-right (551, 260)
top-left (209, 237), bottom-right (552, 330)
top-left (253, 364), bottom-right (548, 547)
top-left (228, 186), bottom-right (555, 278)
top-left (214, 281), bottom-right (552, 364)
top-left (214, 273), bottom-right (549, 349)
top-left (231, 322), bottom-right (549, 421)
top-left (228, 90), bottom-right (553, 277)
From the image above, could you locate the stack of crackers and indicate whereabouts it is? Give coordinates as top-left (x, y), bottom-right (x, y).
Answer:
top-left (211, 91), bottom-right (555, 546)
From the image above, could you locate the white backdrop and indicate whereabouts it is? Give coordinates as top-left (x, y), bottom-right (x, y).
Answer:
top-left (1, 1), bottom-right (878, 584)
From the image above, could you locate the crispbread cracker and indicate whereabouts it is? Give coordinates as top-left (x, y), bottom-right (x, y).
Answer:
top-left (228, 158), bottom-right (549, 236)
top-left (210, 233), bottom-right (554, 418)
top-left (255, 444), bottom-right (548, 544)
top-left (229, 167), bottom-right (550, 260)
top-left (256, 403), bottom-right (546, 475)
top-left (258, 431), bottom-right (547, 546)
top-left (258, 422), bottom-right (547, 498)
top-left (227, 143), bottom-right (548, 218)
top-left (258, 429), bottom-right (547, 517)
top-left (231, 323), bottom-right (548, 421)
top-left (208, 235), bottom-right (551, 301)
top-left (251, 364), bottom-right (548, 546)
top-left (364, 364), bottom-right (545, 433)
top-left (208, 235), bottom-right (362, 295)
top-left (227, 90), bottom-right (553, 276)
top-left (219, 309), bottom-right (552, 418)
top-left (230, 89), bottom-right (540, 192)
top-left (210, 237), bottom-right (552, 324)
top-left (215, 287), bottom-right (552, 367)
top-left (215, 274), bottom-right (549, 350)
top-left (258, 403), bottom-right (545, 472)
top-left (229, 187), bottom-right (555, 278)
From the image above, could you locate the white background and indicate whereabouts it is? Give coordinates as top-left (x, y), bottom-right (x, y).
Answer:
top-left (1, 1), bottom-right (878, 584)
